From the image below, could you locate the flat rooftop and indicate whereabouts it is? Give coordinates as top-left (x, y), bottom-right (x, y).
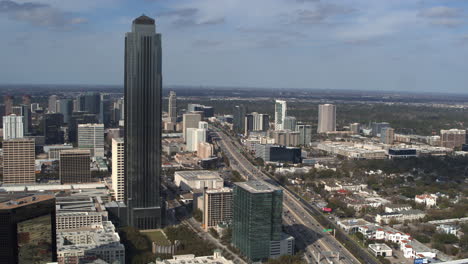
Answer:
top-left (0, 193), bottom-right (54, 210)
top-left (235, 180), bottom-right (281, 194)
top-left (175, 170), bottom-right (221, 180)
top-left (206, 187), bottom-right (233, 194)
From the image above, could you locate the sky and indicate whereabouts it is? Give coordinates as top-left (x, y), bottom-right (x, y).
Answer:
top-left (1, 0), bottom-right (468, 93)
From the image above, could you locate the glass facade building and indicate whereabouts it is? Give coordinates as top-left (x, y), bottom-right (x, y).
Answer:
top-left (232, 181), bottom-right (283, 262)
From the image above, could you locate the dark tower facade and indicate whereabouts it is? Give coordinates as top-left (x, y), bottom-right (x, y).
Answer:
top-left (124, 15), bottom-right (163, 229)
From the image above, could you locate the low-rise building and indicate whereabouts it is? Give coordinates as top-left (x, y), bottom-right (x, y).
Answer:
top-left (369, 244), bottom-right (392, 257)
top-left (376, 209), bottom-right (426, 224)
top-left (384, 204), bottom-right (413, 213)
top-left (337, 219), bottom-right (372, 233)
top-left (155, 250), bottom-right (233, 264)
top-left (174, 170), bottom-right (223, 191)
top-left (324, 183), bottom-right (367, 192)
top-left (415, 194), bottom-right (437, 207)
top-left (436, 224), bottom-right (460, 236)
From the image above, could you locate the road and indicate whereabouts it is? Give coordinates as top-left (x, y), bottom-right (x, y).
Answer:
top-left (214, 129), bottom-right (365, 264)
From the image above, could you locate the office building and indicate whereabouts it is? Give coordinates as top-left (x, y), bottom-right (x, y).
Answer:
top-left (255, 144), bottom-right (302, 164)
top-left (48, 95), bottom-right (58, 113)
top-left (245, 112), bottom-right (269, 135)
top-left (78, 123), bottom-right (105, 157)
top-left (381, 127), bottom-right (395, 145)
top-left (3, 138), bottom-right (35, 184)
top-left (202, 188), bottom-right (233, 231)
top-left (20, 105), bottom-right (31, 135)
top-left (125, 15), bottom-right (164, 229)
top-left (233, 105), bottom-right (246, 134)
top-left (77, 92), bottom-right (101, 115)
top-left (283, 116), bottom-right (296, 131)
top-left (4, 95), bottom-right (13, 115)
top-left (3, 114), bottom-right (24, 139)
top-left (186, 128), bottom-right (206, 152)
top-left (296, 124), bottom-right (312, 146)
top-left (112, 138), bottom-right (125, 202)
top-left (12, 106), bottom-right (22, 116)
top-left (272, 130), bottom-right (299, 147)
top-left (174, 170), bottom-right (223, 191)
top-left (156, 250), bottom-right (232, 264)
top-left (199, 121), bottom-right (209, 129)
top-left (440, 129), bottom-right (466, 149)
top-left (168, 91), bottom-right (177, 123)
top-left (188, 104), bottom-right (215, 118)
top-left (233, 181), bottom-right (288, 262)
top-left (350, 123), bottom-right (360, 134)
top-left (57, 98), bottom-right (73, 124)
top-left (44, 113), bottom-right (65, 145)
top-left (182, 113), bottom-right (202, 140)
top-left (68, 112), bottom-right (98, 143)
top-left (317, 104), bottom-right (336, 133)
top-left (59, 149), bottom-right (91, 184)
top-left (0, 192), bottom-right (57, 263)
top-left (55, 195), bottom-right (109, 231)
top-left (44, 144), bottom-right (73, 159)
top-left (198, 142), bottom-right (214, 159)
top-left (371, 122), bottom-right (390, 137)
top-left (274, 100), bottom-right (287, 131)
top-left (21, 95), bottom-right (31, 106)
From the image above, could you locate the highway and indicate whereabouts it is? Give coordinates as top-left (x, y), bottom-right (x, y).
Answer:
top-left (214, 129), bottom-right (366, 264)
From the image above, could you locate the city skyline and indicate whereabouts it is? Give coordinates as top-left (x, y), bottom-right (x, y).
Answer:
top-left (1, 1), bottom-right (468, 93)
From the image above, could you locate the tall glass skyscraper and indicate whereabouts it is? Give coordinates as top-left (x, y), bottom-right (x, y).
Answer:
top-left (124, 15), bottom-right (164, 229)
top-left (232, 181), bottom-right (283, 262)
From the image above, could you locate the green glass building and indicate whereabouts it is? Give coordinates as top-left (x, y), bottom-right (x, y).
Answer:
top-left (232, 181), bottom-right (283, 262)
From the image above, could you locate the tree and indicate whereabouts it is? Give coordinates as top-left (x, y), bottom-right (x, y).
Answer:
top-left (193, 208), bottom-right (203, 222)
top-left (209, 228), bottom-right (219, 238)
top-left (432, 233), bottom-right (459, 244)
top-left (265, 255), bottom-right (306, 264)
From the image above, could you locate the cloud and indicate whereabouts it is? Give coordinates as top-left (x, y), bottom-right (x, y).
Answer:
top-left (158, 7), bottom-right (225, 27)
top-left (192, 39), bottom-right (223, 47)
top-left (286, 3), bottom-right (354, 25)
top-left (0, 0), bottom-right (87, 28)
top-left (419, 6), bottom-right (464, 27)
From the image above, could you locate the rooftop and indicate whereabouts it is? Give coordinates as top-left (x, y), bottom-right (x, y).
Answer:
top-left (235, 180), bottom-right (281, 194)
top-left (0, 193), bottom-right (54, 210)
top-left (206, 187), bottom-right (233, 194)
top-left (175, 170), bottom-right (222, 181)
top-left (134, 15), bottom-right (155, 25)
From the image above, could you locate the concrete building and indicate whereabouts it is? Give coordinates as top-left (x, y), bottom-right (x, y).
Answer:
top-left (124, 15), bottom-right (164, 229)
top-left (186, 128), bottom-right (206, 152)
top-left (371, 122), bottom-right (390, 137)
top-left (198, 142), bottom-right (214, 159)
top-left (56, 221), bottom-right (125, 264)
top-left (440, 129), bottom-right (466, 149)
top-left (296, 124), bottom-right (312, 146)
top-left (55, 195), bottom-right (109, 231)
top-left (202, 188), bottom-right (233, 231)
top-left (369, 244), bottom-right (392, 257)
top-left (337, 219), bottom-right (372, 233)
top-left (3, 114), bottom-right (24, 140)
top-left (233, 105), bottom-right (246, 134)
top-left (78, 123), bottom-right (105, 157)
top-left (182, 113), bottom-right (202, 140)
top-left (155, 250), bottom-right (233, 264)
top-left (283, 116), bottom-right (296, 131)
top-left (59, 149), bottom-right (91, 184)
top-left (272, 130), bottom-right (299, 146)
top-left (48, 95), bottom-right (58, 113)
top-left (57, 98), bottom-right (73, 124)
top-left (381, 127), bottom-right (394, 145)
top-left (233, 181), bottom-right (292, 262)
top-left (350, 123), bottom-right (360, 134)
top-left (168, 91), bottom-right (177, 123)
top-left (188, 104), bottom-right (215, 118)
top-left (4, 95), bottom-right (13, 115)
top-left (384, 204), bottom-right (412, 213)
top-left (174, 170), bottom-right (223, 191)
top-left (0, 193), bottom-right (57, 263)
top-left (317, 104), bottom-right (336, 133)
top-left (112, 138), bottom-right (125, 202)
top-left (254, 144), bottom-right (302, 164)
top-left (245, 112), bottom-right (269, 135)
top-left (375, 209), bottom-right (426, 224)
top-left (274, 100), bottom-right (287, 131)
top-left (415, 194), bottom-right (437, 207)
top-left (3, 138), bottom-right (35, 185)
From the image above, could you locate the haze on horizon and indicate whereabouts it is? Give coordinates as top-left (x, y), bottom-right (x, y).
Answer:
top-left (0, 0), bottom-right (468, 93)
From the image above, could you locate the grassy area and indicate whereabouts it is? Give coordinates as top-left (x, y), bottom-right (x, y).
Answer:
top-left (142, 230), bottom-right (171, 246)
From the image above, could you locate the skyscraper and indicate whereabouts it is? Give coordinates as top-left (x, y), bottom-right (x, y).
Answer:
top-left (233, 105), bottom-right (246, 134)
top-left (296, 124), bottom-right (312, 146)
top-left (186, 128), bottom-right (207, 152)
top-left (182, 113), bottom-right (202, 140)
top-left (317, 104), bottom-right (336, 133)
top-left (125, 15), bottom-right (164, 229)
top-left (3, 138), bottom-right (35, 184)
top-left (48, 95), bottom-right (58, 113)
top-left (168, 91), bottom-right (177, 123)
top-left (22, 95), bottom-right (31, 106)
top-left (283, 116), bottom-right (297, 131)
top-left (274, 100), bottom-right (287, 131)
top-left (3, 114), bottom-right (24, 140)
top-left (78, 123), bottom-right (105, 157)
top-left (57, 98), bottom-right (73, 124)
top-left (4, 95), bottom-right (13, 116)
top-left (77, 92), bottom-right (101, 115)
top-left (112, 138), bottom-right (125, 202)
top-left (59, 149), bottom-right (91, 184)
top-left (381, 127), bottom-right (395, 145)
top-left (44, 113), bottom-right (65, 145)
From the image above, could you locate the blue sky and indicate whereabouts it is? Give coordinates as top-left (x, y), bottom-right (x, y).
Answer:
top-left (1, 0), bottom-right (468, 93)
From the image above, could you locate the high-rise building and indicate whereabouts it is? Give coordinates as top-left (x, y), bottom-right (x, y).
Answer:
top-left (198, 142), bottom-right (214, 159)
top-left (168, 91), bottom-right (177, 123)
top-left (44, 113), bottom-right (65, 145)
top-left (283, 116), bottom-right (296, 131)
top-left (112, 98), bottom-right (124, 124)
top-left (125, 15), bottom-right (164, 229)
top-left (199, 121), bottom-right (209, 129)
top-left (203, 188), bottom-right (233, 231)
top-left (272, 130), bottom-right (299, 147)
top-left (3, 138), bottom-right (35, 184)
top-left (4, 95), bottom-right (13, 115)
top-left (3, 114), bottom-right (24, 140)
top-left (233, 181), bottom-right (283, 262)
top-left (78, 123), bottom-right (105, 157)
top-left (48, 95), bottom-right (58, 113)
top-left (254, 144), bottom-right (302, 164)
top-left (440, 129), bottom-right (466, 149)
top-left (77, 92), bottom-right (101, 115)
top-left (186, 128), bottom-right (207, 152)
top-left (187, 104), bottom-right (215, 118)
top-left (100, 93), bottom-right (112, 127)
top-left (296, 124), bottom-right (312, 146)
top-left (233, 105), bottom-right (246, 134)
top-left (22, 95), bottom-right (31, 106)
top-left (183, 113), bottom-right (202, 140)
top-left (59, 149), bottom-right (91, 184)
top-left (0, 192), bottom-right (57, 263)
top-left (57, 98), bottom-right (73, 124)
top-left (274, 100), bottom-right (287, 131)
top-left (350, 123), bottom-right (360, 134)
top-left (20, 104), bottom-right (32, 135)
top-left (244, 112), bottom-right (269, 135)
top-left (68, 112), bottom-right (98, 143)
top-left (12, 106), bottom-right (22, 116)
top-left (112, 138), bottom-right (125, 202)
top-left (381, 127), bottom-right (395, 145)
top-left (317, 104), bottom-right (336, 133)
top-left (371, 122), bottom-right (390, 137)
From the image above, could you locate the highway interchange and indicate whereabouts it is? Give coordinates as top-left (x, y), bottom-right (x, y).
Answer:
top-left (213, 129), bottom-right (363, 264)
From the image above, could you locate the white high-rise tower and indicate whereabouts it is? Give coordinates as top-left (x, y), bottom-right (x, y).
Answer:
top-left (274, 100), bottom-right (287, 130)
top-left (317, 104), bottom-right (336, 133)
